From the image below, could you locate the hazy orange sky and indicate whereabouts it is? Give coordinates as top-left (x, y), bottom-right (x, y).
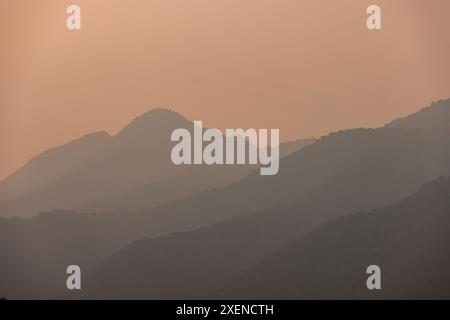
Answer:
top-left (1, 0), bottom-right (450, 180)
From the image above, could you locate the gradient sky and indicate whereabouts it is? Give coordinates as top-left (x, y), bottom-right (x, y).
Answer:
top-left (1, 0), bottom-right (450, 180)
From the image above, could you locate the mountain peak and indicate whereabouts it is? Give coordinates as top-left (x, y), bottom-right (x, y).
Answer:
top-left (116, 108), bottom-right (191, 138)
top-left (138, 107), bottom-right (185, 118)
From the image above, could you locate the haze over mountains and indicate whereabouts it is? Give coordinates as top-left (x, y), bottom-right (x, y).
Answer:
top-left (76, 101), bottom-right (450, 300)
top-left (0, 109), bottom-right (190, 216)
top-left (82, 175), bottom-right (450, 299)
top-left (4, 0), bottom-right (450, 184)
top-left (226, 176), bottom-right (450, 299)
top-left (0, 131), bottom-right (111, 203)
top-left (0, 99), bottom-right (449, 299)
top-left (0, 109), bottom-right (312, 217)
top-left (79, 137), bottom-right (314, 214)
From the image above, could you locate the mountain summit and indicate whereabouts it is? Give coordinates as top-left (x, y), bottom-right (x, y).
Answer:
top-left (116, 108), bottom-right (191, 141)
top-left (0, 108), bottom-right (195, 217)
top-left (0, 108), bottom-right (312, 217)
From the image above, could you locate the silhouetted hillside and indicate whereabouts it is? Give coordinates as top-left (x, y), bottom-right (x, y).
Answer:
top-left (279, 138), bottom-right (316, 157)
top-left (387, 99), bottom-right (450, 131)
top-left (224, 176), bottom-right (450, 299)
top-left (80, 196), bottom-right (325, 299)
top-left (74, 102), bottom-right (450, 299)
top-left (1, 101), bottom-right (450, 299)
top-left (80, 167), bottom-right (450, 299)
top-left (0, 109), bottom-right (260, 217)
top-left (79, 138), bottom-right (314, 213)
top-left (0, 131), bottom-right (111, 203)
top-left (0, 210), bottom-right (132, 298)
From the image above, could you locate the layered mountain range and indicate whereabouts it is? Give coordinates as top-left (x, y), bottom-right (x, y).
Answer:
top-left (0, 109), bottom-right (313, 217)
top-left (0, 99), bottom-right (449, 299)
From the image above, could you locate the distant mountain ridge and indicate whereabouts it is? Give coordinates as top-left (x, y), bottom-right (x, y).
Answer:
top-left (0, 108), bottom-right (312, 217)
top-left (79, 137), bottom-right (315, 213)
top-left (0, 131), bottom-right (111, 202)
top-left (0, 99), bottom-right (450, 299)
top-left (0, 108), bottom-right (192, 217)
top-left (79, 176), bottom-right (450, 299)
top-left (224, 176), bottom-right (450, 299)
top-left (73, 99), bottom-right (450, 299)
top-left (387, 98), bottom-right (450, 131)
